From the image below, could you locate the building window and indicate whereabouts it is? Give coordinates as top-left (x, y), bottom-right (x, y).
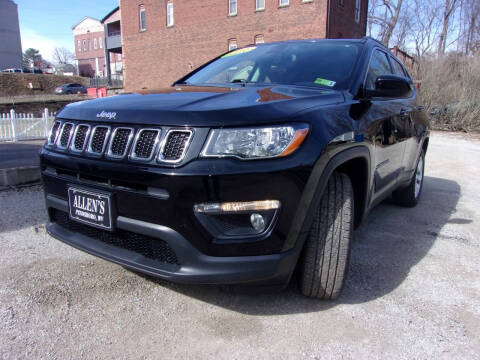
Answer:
top-left (256, 0), bottom-right (265, 11)
top-left (339, 0), bottom-right (344, 6)
top-left (355, 0), bottom-right (361, 23)
top-left (228, 0), bottom-right (237, 15)
top-left (83, 40), bottom-right (86, 51)
top-left (167, 2), bottom-right (174, 27)
top-left (99, 37), bottom-right (103, 49)
top-left (88, 40), bottom-right (91, 50)
top-left (228, 38), bottom-right (237, 51)
top-left (77, 40), bottom-right (81, 52)
top-left (254, 34), bottom-right (264, 44)
top-left (94, 38), bottom-right (97, 49)
top-left (279, 0), bottom-right (289, 7)
top-left (139, 5), bottom-right (146, 31)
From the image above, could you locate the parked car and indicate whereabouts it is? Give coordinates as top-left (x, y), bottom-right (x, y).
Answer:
top-left (1, 68), bottom-right (23, 73)
top-left (40, 37), bottom-right (429, 300)
top-left (55, 83), bottom-right (87, 95)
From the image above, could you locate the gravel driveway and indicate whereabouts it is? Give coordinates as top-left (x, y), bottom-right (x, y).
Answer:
top-left (1, 131), bottom-right (479, 359)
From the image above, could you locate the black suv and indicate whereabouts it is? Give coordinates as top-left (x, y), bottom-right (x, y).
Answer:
top-left (41, 38), bottom-right (429, 300)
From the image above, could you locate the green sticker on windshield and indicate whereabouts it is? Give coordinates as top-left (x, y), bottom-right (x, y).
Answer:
top-left (222, 47), bottom-right (257, 58)
top-left (314, 78), bottom-right (336, 87)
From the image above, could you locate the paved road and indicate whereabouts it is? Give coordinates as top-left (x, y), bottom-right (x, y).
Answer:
top-left (0, 140), bottom-right (44, 169)
top-left (1, 131), bottom-right (479, 359)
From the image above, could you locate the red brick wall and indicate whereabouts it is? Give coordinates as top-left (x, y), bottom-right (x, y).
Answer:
top-left (328, 0), bottom-right (367, 39)
top-left (74, 31), bottom-right (106, 77)
top-left (120, 0), bottom-right (365, 92)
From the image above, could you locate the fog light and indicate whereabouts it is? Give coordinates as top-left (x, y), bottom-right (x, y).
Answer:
top-left (194, 200), bottom-right (280, 214)
top-left (250, 213), bottom-right (265, 232)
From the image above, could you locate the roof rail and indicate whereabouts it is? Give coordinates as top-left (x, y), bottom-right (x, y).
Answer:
top-left (362, 36), bottom-right (387, 48)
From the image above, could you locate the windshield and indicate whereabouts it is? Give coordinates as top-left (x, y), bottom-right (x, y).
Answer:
top-left (181, 41), bottom-right (361, 90)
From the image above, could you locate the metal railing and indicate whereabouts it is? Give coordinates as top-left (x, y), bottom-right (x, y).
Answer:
top-left (0, 108), bottom-right (56, 142)
top-left (90, 75), bottom-right (123, 88)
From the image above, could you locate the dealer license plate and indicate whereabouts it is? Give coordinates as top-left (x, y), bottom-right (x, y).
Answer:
top-left (68, 187), bottom-right (113, 230)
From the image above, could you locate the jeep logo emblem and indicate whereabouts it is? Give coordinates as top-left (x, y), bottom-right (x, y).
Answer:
top-left (96, 111), bottom-right (116, 120)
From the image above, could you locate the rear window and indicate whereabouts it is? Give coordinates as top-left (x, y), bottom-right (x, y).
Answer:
top-left (181, 41), bottom-right (362, 90)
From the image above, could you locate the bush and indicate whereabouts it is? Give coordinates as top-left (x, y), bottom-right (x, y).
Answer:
top-left (419, 55), bottom-right (480, 132)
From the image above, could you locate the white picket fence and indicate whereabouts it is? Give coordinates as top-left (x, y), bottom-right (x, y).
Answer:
top-left (0, 108), bottom-right (56, 142)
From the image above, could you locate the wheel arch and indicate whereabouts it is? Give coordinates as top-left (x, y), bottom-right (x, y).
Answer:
top-left (283, 145), bottom-right (371, 252)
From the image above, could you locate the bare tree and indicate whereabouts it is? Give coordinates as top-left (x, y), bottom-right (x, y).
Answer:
top-left (463, 0), bottom-right (480, 54)
top-left (52, 47), bottom-right (75, 65)
top-left (438, 0), bottom-right (459, 55)
top-left (368, 0), bottom-right (405, 47)
top-left (410, 0), bottom-right (442, 56)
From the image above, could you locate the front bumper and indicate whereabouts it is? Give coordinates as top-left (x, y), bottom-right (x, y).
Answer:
top-left (45, 195), bottom-right (299, 285)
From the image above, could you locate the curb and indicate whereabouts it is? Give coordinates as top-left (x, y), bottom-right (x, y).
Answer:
top-left (0, 166), bottom-right (41, 186)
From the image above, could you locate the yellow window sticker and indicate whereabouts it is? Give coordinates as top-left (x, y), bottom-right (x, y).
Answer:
top-left (222, 47), bottom-right (257, 58)
top-left (314, 78), bottom-right (336, 87)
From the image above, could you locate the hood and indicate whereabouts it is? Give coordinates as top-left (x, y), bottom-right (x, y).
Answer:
top-left (58, 85), bottom-right (345, 127)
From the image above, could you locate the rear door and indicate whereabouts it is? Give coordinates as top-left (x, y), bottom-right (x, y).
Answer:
top-left (364, 49), bottom-right (407, 196)
top-left (390, 56), bottom-right (420, 175)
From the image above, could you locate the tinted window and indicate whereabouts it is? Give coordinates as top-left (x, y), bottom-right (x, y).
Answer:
top-left (391, 57), bottom-right (406, 76)
top-left (365, 50), bottom-right (393, 90)
top-left (182, 42), bottom-right (361, 90)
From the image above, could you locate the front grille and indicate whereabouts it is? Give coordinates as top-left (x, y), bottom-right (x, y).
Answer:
top-left (131, 129), bottom-right (159, 160)
top-left (71, 125), bottom-right (90, 152)
top-left (108, 128), bottom-right (133, 158)
top-left (49, 121), bottom-right (62, 145)
top-left (160, 130), bottom-right (192, 162)
top-left (89, 126), bottom-right (110, 154)
top-left (51, 209), bottom-right (179, 265)
top-left (58, 123), bottom-right (74, 148)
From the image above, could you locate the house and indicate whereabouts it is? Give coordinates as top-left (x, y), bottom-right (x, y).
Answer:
top-left (72, 17), bottom-right (107, 77)
top-left (119, 0), bottom-right (368, 92)
top-left (0, 0), bottom-right (22, 70)
top-left (101, 7), bottom-right (123, 84)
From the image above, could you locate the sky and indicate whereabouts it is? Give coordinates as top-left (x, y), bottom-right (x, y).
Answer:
top-left (15, 0), bottom-right (119, 62)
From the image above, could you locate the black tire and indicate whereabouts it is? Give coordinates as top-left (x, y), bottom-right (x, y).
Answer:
top-left (392, 151), bottom-right (425, 207)
top-left (299, 172), bottom-right (354, 300)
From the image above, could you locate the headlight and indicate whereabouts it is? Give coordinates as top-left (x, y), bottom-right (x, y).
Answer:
top-left (201, 124), bottom-right (309, 159)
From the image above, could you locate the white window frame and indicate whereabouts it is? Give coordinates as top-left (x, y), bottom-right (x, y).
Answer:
top-left (228, 39), bottom-right (237, 51)
top-left (99, 37), bottom-right (103, 49)
top-left (279, 0), bottom-right (289, 7)
top-left (256, 0), bottom-right (265, 11)
top-left (254, 34), bottom-right (264, 44)
top-left (229, 0), bottom-right (237, 15)
top-left (355, 0), bottom-right (361, 23)
top-left (139, 6), bottom-right (146, 31)
top-left (94, 38), bottom-right (97, 49)
top-left (167, 2), bottom-right (174, 27)
top-left (77, 40), bottom-right (81, 52)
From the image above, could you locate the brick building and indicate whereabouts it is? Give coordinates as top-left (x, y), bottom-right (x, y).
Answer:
top-left (73, 17), bottom-right (107, 77)
top-left (102, 7), bottom-right (124, 83)
top-left (119, 0), bottom-right (368, 92)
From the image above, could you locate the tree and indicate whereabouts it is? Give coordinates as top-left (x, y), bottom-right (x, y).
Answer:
top-left (22, 48), bottom-right (42, 69)
top-left (52, 47), bottom-right (75, 65)
top-left (368, 0), bottom-right (405, 47)
top-left (438, 0), bottom-right (459, 55)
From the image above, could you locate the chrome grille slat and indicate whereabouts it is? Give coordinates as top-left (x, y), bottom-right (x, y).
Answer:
top-left (48, 120), bottom-right (62, 145)
top-left (87, 126), bottom-right (111, 156)
top-left (130, 129), bottom-right (160, 161)
top-left (56, 123), bottom-right (74, 149)
top-left (159, 129), bottom-right (193, 163)
top-left (107, 127), bottom-right (134, 159)
top-left (70, 124), bottom-right (91, 152)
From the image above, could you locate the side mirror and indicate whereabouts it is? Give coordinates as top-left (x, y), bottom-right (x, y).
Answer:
top-left (367, 75), bottom-right (413, 99)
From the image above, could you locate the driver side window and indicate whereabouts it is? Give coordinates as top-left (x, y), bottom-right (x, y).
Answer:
top-left (365, 50), bottom-right (393, 90)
